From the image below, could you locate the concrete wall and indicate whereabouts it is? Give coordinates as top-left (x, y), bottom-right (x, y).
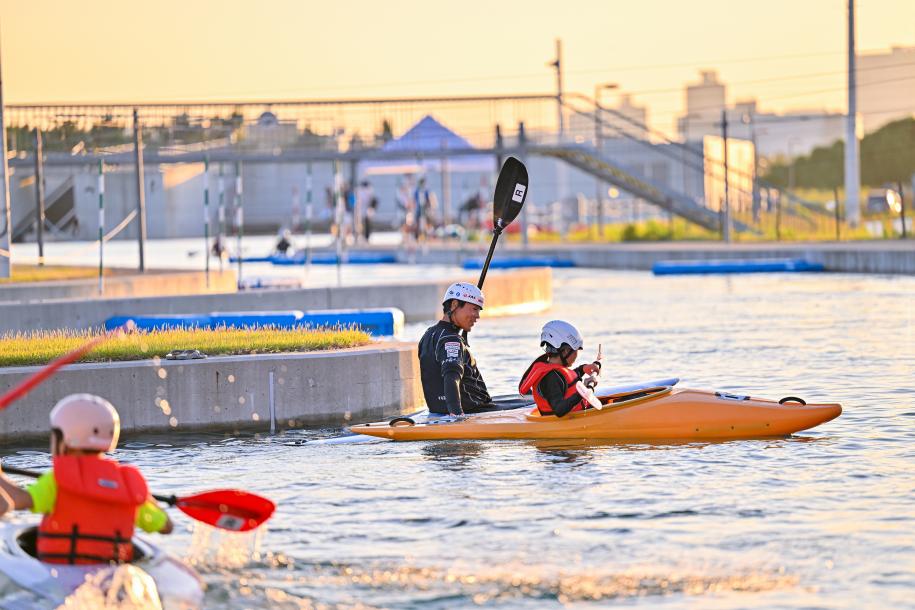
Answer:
top-left (0, 270), bottom-right (237, 304)
top-left (0, 342), bottom-right (422, 443)
top-left (0, 267), bottom-right (552, 334)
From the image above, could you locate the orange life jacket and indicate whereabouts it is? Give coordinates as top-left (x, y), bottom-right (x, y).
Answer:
top-left (518, 360), bottom-right (586, 416)
top-left (37, 455), bottom-right (148, 564)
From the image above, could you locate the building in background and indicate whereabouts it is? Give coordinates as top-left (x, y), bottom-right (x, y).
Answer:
top-left (678, 70), bottom-right (726, 143)
top-left (857, 46), bottom-right (915, 134)
top-left (677, 73), bottom-right (846, 160)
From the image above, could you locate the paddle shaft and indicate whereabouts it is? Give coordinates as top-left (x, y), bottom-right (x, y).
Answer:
top-left (475, 227), bottom-right (503, 291)
top-left (1, 465), bottom-right (176, 505)
top-left (461, 227), bottom-right (503, 342)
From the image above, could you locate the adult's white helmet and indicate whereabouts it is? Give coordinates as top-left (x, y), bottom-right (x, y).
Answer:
top-left (442, 282), bottom-right (484, 309)
top-left (49, 394), bottom-right (120, 452)
top-left (540, 320), bottom-right (584, 352)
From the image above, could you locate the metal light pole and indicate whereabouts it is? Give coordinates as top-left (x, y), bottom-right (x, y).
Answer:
top-left (594, 83), bottom-right (618, 239)
top-left (132, 108), bottom-right (147, 272)
top-left (234, 161), bottom-right (243, 282)
top-left (721, 109), bottom-right (731, 243)
top-left (0, 32), bottom-right (12, 279)
top-left (844, 0), bottom-right (861, 227)
top-left (97, 160), bottom-right (105, 294)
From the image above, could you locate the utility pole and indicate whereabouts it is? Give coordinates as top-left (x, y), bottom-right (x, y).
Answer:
top-left (0, 31), bottom-right (11, 279)
top-left (721, 109), bottom-right (731, 243)
top-left (833, 186), bottom-right (841, 241)
top-left (594, 83), bottom-right (618, 240)
top-left (550, 39), bottom-right (564, 135)
top-left (132, 108), bottom-right (147, 272)
top-left (33, 128), bottom-right (46, 266)
top-left (844, 0), bottom-right (861, 227)
top-left (518, 121), bottom-right (528, 248)
top-left (550, 39), bottom-right (568, 212)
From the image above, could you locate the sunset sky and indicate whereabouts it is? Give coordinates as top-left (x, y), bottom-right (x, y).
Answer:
top-left (1, 0), bottom-right (913, 134)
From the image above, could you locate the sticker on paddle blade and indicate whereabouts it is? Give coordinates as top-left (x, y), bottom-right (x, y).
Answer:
top-left (512, 183), bottom-right (527, 203)
top-left (215, 514), bottom-right (248, 531)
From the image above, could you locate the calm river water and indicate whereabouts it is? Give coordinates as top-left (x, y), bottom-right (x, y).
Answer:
top-left (3, 257), bottom-right (914, 608)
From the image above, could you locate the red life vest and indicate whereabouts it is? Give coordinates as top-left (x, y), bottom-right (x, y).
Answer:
top-left (37, 455), bottom-right (148, 565)
top-left (518, 360), bottom-right (586, 416)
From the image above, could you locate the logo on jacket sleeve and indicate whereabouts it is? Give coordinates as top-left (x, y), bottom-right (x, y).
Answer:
top-left (444, 341), bottom-right (461, 360)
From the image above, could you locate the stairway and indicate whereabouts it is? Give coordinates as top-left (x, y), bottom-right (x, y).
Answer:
top-left (536, 145), bottom-right (754, 234)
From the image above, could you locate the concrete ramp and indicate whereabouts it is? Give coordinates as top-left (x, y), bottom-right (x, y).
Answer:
top-left (537, 145), bottom-right (754, 234)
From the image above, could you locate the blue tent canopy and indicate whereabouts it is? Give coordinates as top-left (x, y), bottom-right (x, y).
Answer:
top-left (361, 115), bottom-right (495, 175)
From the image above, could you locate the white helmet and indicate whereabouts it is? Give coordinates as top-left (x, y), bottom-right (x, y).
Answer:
top-left (442, 282), bottom-right (484, 309)
top-left (540, 320), bottom-right (584, 352)
top-left (49, 394), bottom-right (121, 452)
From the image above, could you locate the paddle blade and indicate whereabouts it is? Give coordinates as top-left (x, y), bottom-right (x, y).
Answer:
top-left (492, 157), bottom-right (528, 231)
top-left (174, 489), bottom-right (275, 532)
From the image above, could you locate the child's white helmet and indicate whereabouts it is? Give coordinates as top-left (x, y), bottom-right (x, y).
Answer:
top-left (49, 394), bottom-right (120, 452)
top-left (540, 320), bottom-right (584, 352)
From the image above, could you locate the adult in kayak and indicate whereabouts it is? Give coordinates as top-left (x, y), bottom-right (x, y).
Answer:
top-left (519, 320), bottom-right (603, 417)
top-left (0, 394), bottom-right (173, 564)
top-left (419, 282), bottom-right (499, 417)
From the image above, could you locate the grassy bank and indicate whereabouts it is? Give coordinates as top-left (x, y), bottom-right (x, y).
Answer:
top-left (0, 327), bottom-right (372, 367)
top-left (0, 265), bottom-right (119, 284)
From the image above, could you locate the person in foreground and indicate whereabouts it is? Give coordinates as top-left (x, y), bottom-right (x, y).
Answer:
top-left (0, 394), bottom-right (173, 564)
top-left (419, 282), bottom-right (499, 418)
top-left (519, 320), bottom-right (603, 417)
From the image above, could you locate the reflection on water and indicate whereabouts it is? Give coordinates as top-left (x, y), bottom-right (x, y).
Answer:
top-left (422, 442), bottom-right (485, 470)
top-left (1, 268), bottom-right (913, 608)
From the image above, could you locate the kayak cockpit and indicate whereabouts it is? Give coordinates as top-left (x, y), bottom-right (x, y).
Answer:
top-left (525, 386), bottom-right (674, 420)
top-left (14, 526), bottom-right (150, 564)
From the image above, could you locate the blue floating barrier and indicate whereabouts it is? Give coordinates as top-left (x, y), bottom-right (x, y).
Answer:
top-left (104, 308), bottom-right (404, 337)
top-left (297, 308), bottom-right (404, 336)
top-left (227, 255), bottom-right (274, 263)
top-left (105, 314), bottom-right (211, 331)
top-left (209, 311), bottom-right (305, 328)
top-left (652, 258), bottom-right (825, 275)
top-left (461, 257), bottom-right (576, 270)
top-left (270, 252), bottom-right (398, 266)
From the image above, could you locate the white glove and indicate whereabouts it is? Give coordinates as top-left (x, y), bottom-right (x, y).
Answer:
top-left (581, 372), bottom-right (600, 390)
top-left (575, 381), bottom-right (602, 410)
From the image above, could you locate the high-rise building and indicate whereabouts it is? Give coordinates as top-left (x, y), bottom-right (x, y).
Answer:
top-left (857, 46), bottom-right (915, 133)
top-left (679, 70), bottom-right (726, 141)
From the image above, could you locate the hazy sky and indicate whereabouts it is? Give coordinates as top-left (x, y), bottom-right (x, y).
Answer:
top-left (2, 0), bottom-right (913, 133)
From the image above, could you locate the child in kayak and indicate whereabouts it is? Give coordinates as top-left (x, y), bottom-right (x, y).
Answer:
top-left (519, 320), bottom-right (603, 417)
top-left (0, 394), bottom-right (173, 564)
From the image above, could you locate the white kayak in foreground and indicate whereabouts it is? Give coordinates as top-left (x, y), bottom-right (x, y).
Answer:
top-left (307, 378), bottom-right (680, 445)
top-left (0, 523), bottom-right (203, 609)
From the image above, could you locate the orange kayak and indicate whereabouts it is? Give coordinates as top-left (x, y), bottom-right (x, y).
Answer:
top-left (349, 385), bottom-right (842, 442)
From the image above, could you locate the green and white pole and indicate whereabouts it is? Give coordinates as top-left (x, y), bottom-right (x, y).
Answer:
top-left (305, 161), bottom-right (313, 267)
top-left (97, 159), bottom-right (105, 295)
top-left (333, 159), bottom-right (343, 287)
top-left (217, 163), bottom-right (225, 272)
top-left (235, 161), bottom-right (243, 283)
top-left (203, 155), bottom-right (210, 288)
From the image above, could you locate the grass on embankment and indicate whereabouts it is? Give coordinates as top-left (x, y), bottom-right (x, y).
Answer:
top-left (0, 327), bottom-right (372, 367)
top-left (0, 265), bottom-right (120, 284)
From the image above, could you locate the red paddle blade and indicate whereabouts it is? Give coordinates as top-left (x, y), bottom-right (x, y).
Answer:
top-left (174, 489), bottom-right (275, 532)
